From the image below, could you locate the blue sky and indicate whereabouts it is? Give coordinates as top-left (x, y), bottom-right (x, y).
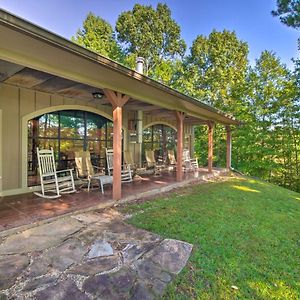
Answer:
top-left (0, 0), bottom-right (299, 69)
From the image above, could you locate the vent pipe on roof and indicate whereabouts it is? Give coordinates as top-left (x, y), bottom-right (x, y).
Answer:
top-left (136, 57), bottom-right (144, 74)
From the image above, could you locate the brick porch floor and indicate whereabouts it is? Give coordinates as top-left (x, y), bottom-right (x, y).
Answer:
top-left (0, 168), bottom-right (226, 233)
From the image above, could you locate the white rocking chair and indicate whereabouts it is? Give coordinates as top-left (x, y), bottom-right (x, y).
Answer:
top-left (34, 148), bottom-right (76, 199)
top-left (183, 149), bottom-right (199, 171)
top-left (106, 148), bottom-right (133, 182)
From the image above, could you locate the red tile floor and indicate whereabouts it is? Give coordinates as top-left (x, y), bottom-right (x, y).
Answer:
top-left (0, 168), bottom-right (218, 232)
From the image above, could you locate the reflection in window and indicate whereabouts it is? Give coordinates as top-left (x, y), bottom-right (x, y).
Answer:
top-left (142, 124), bottom-right (176, 162)
top-left (27, 110), bottom-right (112, 186)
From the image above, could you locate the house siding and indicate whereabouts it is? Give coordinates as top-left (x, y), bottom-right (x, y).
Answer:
top-left (0, 83), bottom-right (193, 196)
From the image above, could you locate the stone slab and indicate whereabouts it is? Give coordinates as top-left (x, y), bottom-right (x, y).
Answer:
top-left (35, 279), bottom-right (89, 300)
top-left (0, 218), bottom-right (83, 254)
top-left (67, 255), bottom-right (120, 276)
top-left (0, 254), bottom-right (29, 290)
top-left (83, 267), bottom-right (136, 299)
top-left (23, 275), bottom-right (58, 292)
top-left (147, 239), bottom-right (193, 274)
top-left (88, 240), bottom-right (113, 258)
top-left (27, 238), bottom-right (87, 277)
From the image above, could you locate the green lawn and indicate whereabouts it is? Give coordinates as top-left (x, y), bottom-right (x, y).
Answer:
top-left (123, 175), bottom-right (300, 299)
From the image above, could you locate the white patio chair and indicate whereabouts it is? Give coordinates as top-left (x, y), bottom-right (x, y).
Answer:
top-left (106, 148), bottom-right (133, 182)
top-left (183, 149), bottom-right (199, 171)
top-left (34, 147), bottom-right (76, 199)
top-left (74, 150), bottom-right (105, 191)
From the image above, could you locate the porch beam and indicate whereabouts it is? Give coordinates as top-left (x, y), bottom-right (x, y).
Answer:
top-left (175, 111), bottom-right (185, 181)
top-left (208, 121), bottom-right (215, 173)
top-left (104, 89), bottom-right (130, 200)
top-left (226, 125), bottom-right (232, 170)
top-left (125, 103), bottom-right (161, 111)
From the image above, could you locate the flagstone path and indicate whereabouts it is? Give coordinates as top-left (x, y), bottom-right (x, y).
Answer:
top-left (0, 208), bottom-right (192, 299)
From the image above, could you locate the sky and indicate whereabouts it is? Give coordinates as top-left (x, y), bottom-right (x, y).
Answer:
top-left (0, 0), bottom-right (299, 69)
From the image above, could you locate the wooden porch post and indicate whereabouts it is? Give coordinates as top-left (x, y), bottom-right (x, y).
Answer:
top-left (175, 111), bottom-right (185, 181)
top-left (226, 125), bottom-right (232, 170)
top-left (208, 121), bottom-right (214, 173)
top-left (104, 89), bottom-right (130, 200)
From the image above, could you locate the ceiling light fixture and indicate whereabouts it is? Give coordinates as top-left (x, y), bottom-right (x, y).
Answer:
top-left (92, 91), bottom-right (104, 99)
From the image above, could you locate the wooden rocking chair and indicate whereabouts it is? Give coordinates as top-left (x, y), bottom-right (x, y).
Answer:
top-left (34, 148), bottom-right (76, 199)
top-left (106, 148), bottom-right (133, 182)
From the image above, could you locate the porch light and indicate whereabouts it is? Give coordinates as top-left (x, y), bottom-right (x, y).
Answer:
top-left (92, 91), bottom-right (104, 99)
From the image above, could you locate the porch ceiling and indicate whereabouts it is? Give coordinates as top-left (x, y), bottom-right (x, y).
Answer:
top-left (0, 9), bottom-right (239, 126)
top-left (0, 60), bottom-right (207, 124)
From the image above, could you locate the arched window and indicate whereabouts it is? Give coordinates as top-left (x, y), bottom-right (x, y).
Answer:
top-left (27, 110), bottom-right (112, 186)
top-left (142, 124), bottom-right (176, 162)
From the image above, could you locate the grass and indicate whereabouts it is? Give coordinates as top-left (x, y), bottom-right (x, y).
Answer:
top-left (122, 175), bottom-right (300, 299)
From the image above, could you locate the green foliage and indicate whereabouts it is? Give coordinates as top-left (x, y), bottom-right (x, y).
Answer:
top-left (272, 0), bottom-right (300, 29)
top-left (184, 30), bottom-right (249, 110)
top-left (115, 3), bottom-right (186, 82)
top-left (71, 5), bottom-right (300, 192)
top-left (72, 12), bottom-right (124, 61)
top-left (184, 30), bottom-right (250, 170)
top-left (235, 51), bottom-right (300, 191)
top-left (125, 177), bottom-right (300, 299)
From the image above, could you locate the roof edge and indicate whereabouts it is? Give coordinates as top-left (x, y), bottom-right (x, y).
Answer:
top-left (0, 9), bottom-right (239, 125)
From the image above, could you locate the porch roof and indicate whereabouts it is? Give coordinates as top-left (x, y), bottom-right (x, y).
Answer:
top-left (0, 9), bottom-right (239, 125)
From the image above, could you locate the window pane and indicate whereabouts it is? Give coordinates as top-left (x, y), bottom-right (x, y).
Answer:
top-left (28, 110), bottom-right (112, 186)
top-left (38, 113), bottom-right (59, 138)
top-left (60, 111), bottom-right (85, 139)
top-left (87, 140), bottom-right (100, 155)
top-left (37, 138), bottom-right (59, 158)
top-left (106, 123), bottom-right (113, 139)
top-left (60, 139), bottom-right (84, 155)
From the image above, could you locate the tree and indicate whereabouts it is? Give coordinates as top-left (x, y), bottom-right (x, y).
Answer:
top-left (115, 3), bottom-right (186, 81)
top-left (180, 30), bottom-right (249, 168)
top-left (184, 30), bottom-right (249, 111)
top-left (72, 12), bottom-right (124, 61)
top-left (272, 0), bottom-right (300, 29)
top-left (241, 51), bottom-right (300, 189)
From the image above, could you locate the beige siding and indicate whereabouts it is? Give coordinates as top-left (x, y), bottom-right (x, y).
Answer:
top-left (20, 89), bottom-right (35, 116)
top-left (50, 95), bottom-right (64, 106)
top-left (0, 83), bottom-right (114, 194)
top-left (0, 82), bottom-right (195, 195)
top-left (36, 91), bottom-right (51, 110)
top-left (0, 109), bottom-right (2, 193)
top-left (0, 84), bottom-right (20, 190)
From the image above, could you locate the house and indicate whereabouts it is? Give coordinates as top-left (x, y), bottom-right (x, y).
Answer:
top-left (0, 9), bottom-right (238, 200)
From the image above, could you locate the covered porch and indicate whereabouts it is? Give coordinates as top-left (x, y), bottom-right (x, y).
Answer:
top-left (0, 10), bottom-right (238, 226)
top-left (0, 168), bottom-right (227, 233)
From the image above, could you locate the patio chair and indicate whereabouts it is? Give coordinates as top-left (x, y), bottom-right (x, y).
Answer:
top-left (124, 150), bottom-right (145, 176)
top-left (74, 150), bottom-right (105, 191)
top-left (183, 149), bottom-right (199, 171)
top-left (145, 150), bottom-right (165, 175)
top-left (106, 148), bottom-right (133, 182)
top-left (167, 149), bottom-right (177, 170)
top-left (34, 147), bottom-right (76, 199)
